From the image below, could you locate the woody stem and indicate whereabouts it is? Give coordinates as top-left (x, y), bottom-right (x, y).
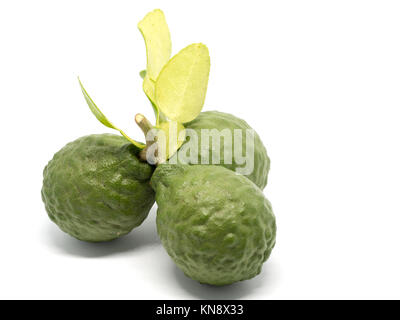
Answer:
top-left (135, 113), bottom-right (157, 162)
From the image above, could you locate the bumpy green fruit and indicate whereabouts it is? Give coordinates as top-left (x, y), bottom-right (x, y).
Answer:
top-left (41, 134), bottom-right (155, 242)
top-left (172, 111), bottom-right (270, 189)
top-left (152, 164), bottom-right (276, 286)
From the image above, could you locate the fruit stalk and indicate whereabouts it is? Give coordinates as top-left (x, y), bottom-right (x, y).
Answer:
top-left (135, 113), bottom-right (157, 162)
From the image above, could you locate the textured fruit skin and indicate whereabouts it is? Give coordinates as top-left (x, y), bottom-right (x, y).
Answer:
top-left (41, 134), bottom-right (155, 242)
top-left (152, 164), bottom-right (276, 286)
top-left (173, 111), bottom-right (270, 190)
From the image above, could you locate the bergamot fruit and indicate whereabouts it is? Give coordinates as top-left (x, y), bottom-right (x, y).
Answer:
top-left (41, 134), bottom-right (155, 242)
top-left (169, 111), bottom-right (270, 190)
top-left (151, 164), bottom-right (276, 286)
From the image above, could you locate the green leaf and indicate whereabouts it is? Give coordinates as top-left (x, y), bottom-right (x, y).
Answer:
top-left (142, 75), bottom-right (168, 125)
top-left (143, 75), bottom-right (156, 105)
top-left (139, 70), bottom-right (147, 79)
top-left (138, 9), bottom-right (172, 125)
top-left (155, 43), bottom-right (210, 123)
top-left (138, 9), bottom-right (171, 82)
top-left (78, 78), bottom-right (145, 149)
top-left (157, 121), bottom-right (186, 162)
top-left (142, 75), bottom-right (161, 124)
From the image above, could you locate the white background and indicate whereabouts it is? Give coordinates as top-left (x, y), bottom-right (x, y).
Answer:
top-left (1, 0), bottom-right (399, 300)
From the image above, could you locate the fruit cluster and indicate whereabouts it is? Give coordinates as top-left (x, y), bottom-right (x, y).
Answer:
top-left (41, 9), bottom-right (276, 286)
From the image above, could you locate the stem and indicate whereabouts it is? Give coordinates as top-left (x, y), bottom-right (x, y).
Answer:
top-left (135, 113), bottom-right (158, 163)
top-left (135, 113), bottom-right (153, 135)
top-left (139, 148), bottom-right (148, 162)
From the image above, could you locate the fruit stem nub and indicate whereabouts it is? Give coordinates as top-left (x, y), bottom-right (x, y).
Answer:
top-left (135, 113), bottom-right (154, 136)
top-left (135, 113), bottom-right (157, 163)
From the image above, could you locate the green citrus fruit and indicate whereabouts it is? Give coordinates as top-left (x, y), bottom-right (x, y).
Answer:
top-left (41, 134), bottom-right (155, 242)
top-left (171, 111), bottom-right (270, 189)
top-left (152, 164), bottom-right (276, 286)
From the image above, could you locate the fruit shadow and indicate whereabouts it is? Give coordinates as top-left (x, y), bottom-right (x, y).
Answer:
top-left (172, 261), bottom-right (278, 299)
top-left (44, 206), bottom-right (160, 258)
